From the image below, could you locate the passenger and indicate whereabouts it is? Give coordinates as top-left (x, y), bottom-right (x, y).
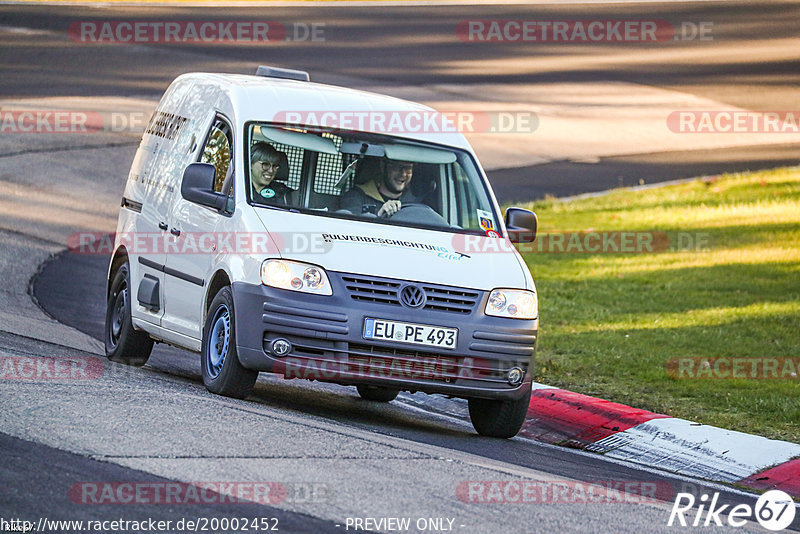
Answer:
top-left (250, 142), bottom-right (293, 205)
top-left (340, 159), bottom-right (417, 217)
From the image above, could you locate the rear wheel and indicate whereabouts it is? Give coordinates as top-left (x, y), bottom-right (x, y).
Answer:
top-left (356, 385), bottom-right (400, 402)
top-left (468, 386), bottom-right (531, 438)
top-left (105, 263), bottom-right (153, 366)
top-left (201, 286), bottom-right (258, 399)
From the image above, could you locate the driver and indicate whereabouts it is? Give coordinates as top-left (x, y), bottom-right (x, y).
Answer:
top-left (340, 160), bottom-right (417, 217)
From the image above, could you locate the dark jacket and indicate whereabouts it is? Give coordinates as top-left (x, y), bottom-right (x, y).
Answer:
top-left (339, 180), bottom-right (418, 216)
top-left (253, 181), bottom-right (294, 206)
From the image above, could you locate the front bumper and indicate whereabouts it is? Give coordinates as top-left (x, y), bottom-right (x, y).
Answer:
top-left (232, 272), bottom-right (537, 400)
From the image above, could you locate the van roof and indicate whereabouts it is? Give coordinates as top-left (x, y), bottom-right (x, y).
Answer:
top-left (173, 72), bottom-right (473, 150)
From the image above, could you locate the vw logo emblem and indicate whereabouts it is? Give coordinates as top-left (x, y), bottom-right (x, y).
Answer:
top-left (399, 284), bottom-right (426, 309)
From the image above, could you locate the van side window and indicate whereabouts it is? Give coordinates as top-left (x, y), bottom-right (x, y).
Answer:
top-left (200, 118), bottom-right (233, 195)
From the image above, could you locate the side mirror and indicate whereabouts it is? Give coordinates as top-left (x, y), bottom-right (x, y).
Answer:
top-left (505, 207), bottom-right (537, 243)
top-left (181, 163), bottom-right (227, 211)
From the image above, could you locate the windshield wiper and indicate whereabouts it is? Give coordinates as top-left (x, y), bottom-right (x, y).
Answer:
top-left (254, 203), bottom-right (300, 213)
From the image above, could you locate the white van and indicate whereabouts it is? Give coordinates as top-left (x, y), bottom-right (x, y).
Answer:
top-left (105, 66), bottom-right (539, 438)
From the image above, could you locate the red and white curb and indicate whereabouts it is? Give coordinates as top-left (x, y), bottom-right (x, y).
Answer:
top-left (523, 384), bottom-right (800, 498)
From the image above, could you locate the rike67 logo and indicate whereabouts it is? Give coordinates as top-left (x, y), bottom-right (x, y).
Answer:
top-left (668, 490), bottom-right (796, 531)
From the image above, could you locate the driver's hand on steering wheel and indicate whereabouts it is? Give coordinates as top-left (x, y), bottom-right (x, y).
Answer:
top-left (377, 200), bottom-right (401, 218)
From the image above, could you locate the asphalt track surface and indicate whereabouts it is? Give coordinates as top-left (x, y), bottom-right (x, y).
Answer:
top-left (0, 430), bottom-right (343, 533)
top-left (3, 1), bottom-right (800, 532)
top-left (30, 250), bottom-right (793, 532)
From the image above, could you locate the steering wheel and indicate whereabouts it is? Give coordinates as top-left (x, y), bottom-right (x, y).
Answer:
top-left (391, 202), bottom-right (428, 211)
top-left (376, 202), bottom-right (428, 219)
top-left (388, 203), bottom-right (449, 227)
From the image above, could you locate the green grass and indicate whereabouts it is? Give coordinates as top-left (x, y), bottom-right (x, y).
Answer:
top-left (517, 167), bottom-right (800, 443)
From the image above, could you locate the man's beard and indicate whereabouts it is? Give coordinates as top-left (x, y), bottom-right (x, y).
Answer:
top-left (383, 178), bottom-right (404, 195)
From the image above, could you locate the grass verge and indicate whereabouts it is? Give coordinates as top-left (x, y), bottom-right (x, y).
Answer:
top-left (517, 166), bottom-right (800, 443)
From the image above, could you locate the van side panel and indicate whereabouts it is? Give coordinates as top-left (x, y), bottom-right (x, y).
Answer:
top-left (126, 79), bottom-right (195, 327)
top-left (161, 84), bottom-right (227, 339)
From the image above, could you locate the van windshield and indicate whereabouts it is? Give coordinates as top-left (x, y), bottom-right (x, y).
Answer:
top-left (245, 123), bottom-right (502, 236)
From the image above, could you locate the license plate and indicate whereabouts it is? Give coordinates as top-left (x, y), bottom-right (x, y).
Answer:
top-left (363, 318), bottom-right (457, 349)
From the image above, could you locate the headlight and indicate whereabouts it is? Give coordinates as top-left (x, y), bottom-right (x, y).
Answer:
top-left (485, 289), bottom-right (537, 319)
top-left (261, 260), bottom-right (332, 295)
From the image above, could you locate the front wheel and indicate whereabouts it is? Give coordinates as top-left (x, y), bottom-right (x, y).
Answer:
top-left (105, 263), bottom-right (153, 366)
top-left (356, 385), bottom-right (399, 402)
top-left (468, 387), bottom-right (531, 438)
top-left (201, 286), bottom-right (258, 399)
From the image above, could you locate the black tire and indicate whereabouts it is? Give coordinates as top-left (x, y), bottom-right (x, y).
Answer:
top-left (105, 263), bottom-right (154, 366)
top-left (356, 385), bottom-right (400, 403)
top-left (468, 386), bottom-right (531, 438)
top-left (201, 286), bottom-right (257, 399)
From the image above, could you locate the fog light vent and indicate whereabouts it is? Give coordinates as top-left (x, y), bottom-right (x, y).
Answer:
top-left (507, 367), bottom-right (524, 386)
top-left (271, 338), bottom-right (292, 357)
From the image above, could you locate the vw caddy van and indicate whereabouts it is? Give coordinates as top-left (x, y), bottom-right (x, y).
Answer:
top-left (105, 66), bottom-right (539, 438)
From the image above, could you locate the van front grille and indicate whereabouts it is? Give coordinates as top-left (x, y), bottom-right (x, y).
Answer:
top-left (340, 274), bottom-right (479, 314)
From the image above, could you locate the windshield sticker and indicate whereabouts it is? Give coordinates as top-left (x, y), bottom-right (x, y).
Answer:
top-left (321, 233), bottom-right (468, 261)
top-left (477, 209), bottom-right (495, 232)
